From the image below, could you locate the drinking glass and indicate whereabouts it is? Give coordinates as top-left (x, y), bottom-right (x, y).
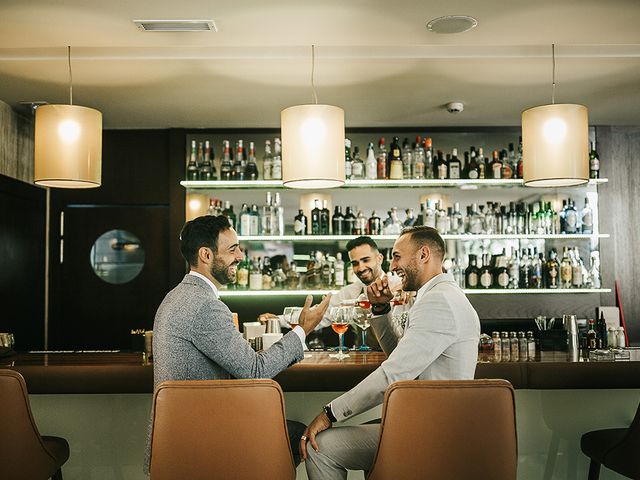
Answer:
top-left (352, 306), bottom-right (371, 351)
top-left (329, 306), bottom-right (351, 360)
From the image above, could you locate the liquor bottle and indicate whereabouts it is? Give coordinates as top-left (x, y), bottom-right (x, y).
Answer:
top-left (344, 206), bottom-right (357, 234)
top-left (344, 138), bottom-right (353, 180)
top-left (495, 255), bottom-right (510, 289)
top-left (220, 140), bottom-right (233, 180)
top-left (231, 140), bottom-right (245, 181)
top-left (531, 252), bottom-right (544, 289)
top-left (206, 198), bottom-right (216, 216)
top-left (507, 143), bottom-right (517, 178)
top-left (334, 252), bottom-right (345, 287)
top-left (477, 147), bottom-right (486, 179)
top-left (261, 192), bottom-right (273, 236)
top-left (466, 147), bottom-right (480, 179)
top-left (311, 200), bottom-right (321, 235)
top-left (262, 256), bottom-right (272, 290)
top-left (490, 150), bottom-right (502, 179)
top-left (589, 142), bottom-right (600, 179)
top-left (263, 140), bottom-right (273, 180)
top-left (376, 137), bottom-right (388, 179)
top-left (448, 148), bottom-right (462, 179)
top-left (468, 203), bottom-right (483, 234)
top-left (401, 138), bottom-right (412, 179)
top-left (321, 254), bottom-right (333, 288)
top-left (351, 146), bottom-right (364, 179)
top-left (560, 247), bottom-right (573, 288)
top-left (222, 200), bottom-right (236, 230)
top-left (483, 202), bottom-right (496, 235)
top-left (403, 208), bottom-right (417, 227)
top-left (546, 248), bottom-right (559, 289)
top-left (249, 257), bottom-right (263, 290)
top-left (382, 208), bottom-right (402, 235)
top-left (249, 204), bottom-right (260, 235)
top-left (186, 140), bottom-right (199, 180)
top-left (355, 210), bottom-right (368, 235)
top-left (589, 251), bottom-right (601, 288)
top-left (294, 209), bottom-right (308, 235)
top-left (586, 319), bottom-right (597, 349)
top-left (435, 202), bottom-right (450, 234)
top-left (451, 202), bottom-right (464, 234)
top-left (479, 253), bottom-right (494, 289)
top-left (388, 136), bottom-right (404, 180)
top-left (236, 255), bottom-right (249, 289)
top-left (244, 141), bottom-right (259, 180)
top-left (332, 206), bottom-right (345, 235)
top-left (239, 203), bottom-right (251, 236)
top-left (501, 149), bottom-right (513, 179)
top-left (273, 192), bottom-right (284, 236)
top-left (564, 198), bottom-right (578, 234)
top-left (368, 210), bottom-right (382, 235)
top-left (423, 200), bottom-right (436, 228)
top-left (465, 254), bottom-right (480, 289)
top-left (286, 260), bottom-right (300, 289)
top-left (519, 249), bottom-right (531, 288)
top-left (526, 331), bottom-right (536, 360)
top-left (424, 137), bottom-right (434, 179)
top-left (341, 298), bottom-right (373, 309)
top-left (510, 332), bottom-right (519, 362)
top-left (492, 331), bottom-right (502, 362)
top-left (200, 141), bottom-right (215, 181)
top-left (596, 312), bottom-right (608, 348)
top-left (320, 200), bottom-right (331, 234)
top-left (346, 261), bottom-right (355, 284)
top-left (365, 142), bottom-right (377, 180)
top-left (413, 136), bottom-right (426, 179)
top-left (581, 197), bottom-right (593, 234)
top-left (271, 138), bottom-right (282, 180)
top-left (501, 331), bottom-right (511, 362)
top-left (571, 247), bottom-right (584, 288)
top-left (516, 136), bottom-right (524, 179)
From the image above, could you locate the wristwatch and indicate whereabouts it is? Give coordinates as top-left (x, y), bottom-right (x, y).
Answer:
top-left (371, 303), bottom-right (391, 315)
top-left (323, 403), bottom-right (337, 423)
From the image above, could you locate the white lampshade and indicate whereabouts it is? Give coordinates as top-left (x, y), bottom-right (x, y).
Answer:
top-left (522, 103), bottom-right (589, 187)
top-left (281, 104), bottom-right (345, 189)
top-left (34, 104), bottom-right (102, 188)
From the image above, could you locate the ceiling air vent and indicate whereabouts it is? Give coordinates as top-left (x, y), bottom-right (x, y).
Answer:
top-left (133, 19), bottom-right (217, 32)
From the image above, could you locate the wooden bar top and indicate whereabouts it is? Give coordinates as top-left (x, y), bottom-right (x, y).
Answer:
top-left (1, 349), bottom-right (639, 394)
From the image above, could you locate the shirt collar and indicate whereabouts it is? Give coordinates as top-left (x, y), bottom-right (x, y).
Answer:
top-left (188, 271), bottom-right (219, 298)
top-left (415, 272), bottom-right (455, 301)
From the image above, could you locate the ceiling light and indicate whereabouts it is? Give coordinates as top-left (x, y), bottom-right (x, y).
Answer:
top-left (281, 45), bottom-right (345, 189)
top-left (133, 19), bottom-right (217, 32)
top-left (522, 44), bottom-right (589, 187)
top-left (34, 46), bottom-right (102, 189)
top-left (426, 15), bottom-right (478, 34)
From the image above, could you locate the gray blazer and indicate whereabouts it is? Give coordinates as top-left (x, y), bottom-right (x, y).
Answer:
top-left (153, 274), bottom-right (304, 390)
top-left (330, 272), bottom-right (480, 421)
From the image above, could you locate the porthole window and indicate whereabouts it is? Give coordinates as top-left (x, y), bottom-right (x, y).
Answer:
top-left (90, 229), bottom-right (145, 284)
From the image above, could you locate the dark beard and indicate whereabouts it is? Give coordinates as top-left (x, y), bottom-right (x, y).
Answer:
top-left (401, 264), bottom-right (420, 291)
top-left (210, 256), bottom-right (235, 285)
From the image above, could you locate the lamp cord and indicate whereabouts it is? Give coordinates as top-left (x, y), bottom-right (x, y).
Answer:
top-left (551, 43), bottom-right (555, 105)
top-left (311, 45), bottom-right (318, 104)
top-left (67, 45), bottom-right (73, 105)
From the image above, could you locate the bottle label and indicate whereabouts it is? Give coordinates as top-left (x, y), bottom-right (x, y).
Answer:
top-left (345, 161), bottom-right (352, 178)
top-left (467, 272), bottom-right (478, 287)
top-left (237, 269), bottom-right (248, 287)
top-left (468, 169), bottom-right (479, 179)
top-left (565, 212), bottom-right (578, 231)
top-left (480, 272), bottom-right (493, 288)
top-left (449, 164), bottom-right (460, 179)
top-left (294, 220), bottom-right (306, 234)
top-left (498, 272), bottom-right (510, 287)
top-left (414, 162), bottom-right (425, 179)
top-left (271, 161), bottom-right (282, 179)
top-left (335, 268), bottom-right (344, 287)
top-left (390, 161), bottom-right (403, 180)
top-left (352, 162), bottom-right (364, 177)
top-left (561, 264), bottom-right (572, 282)
top-left (438, 164), bottom-right (448, 179)
top-left (249, 273), bottom-right (263, 290)
top-left (377, 159), bottom-right (386, 179)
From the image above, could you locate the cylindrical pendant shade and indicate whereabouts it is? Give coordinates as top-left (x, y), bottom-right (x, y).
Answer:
top-left (281, 104), bottom-right (345, 189)
top-left (35, 104), bottom-right (102, 188)
top-left (522, 103), bottom-right (589, 187)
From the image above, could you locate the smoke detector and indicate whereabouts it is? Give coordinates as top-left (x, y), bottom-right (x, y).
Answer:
top-left (446, 102), bottom-right (464, 114)
top-left (426, 15), bottom-right (478, 34)
top-left (133, 19), bottom-right (217, 32)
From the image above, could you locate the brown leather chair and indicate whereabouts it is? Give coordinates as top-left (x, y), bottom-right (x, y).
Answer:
top-left (367, 379), bottom-right (517, 480)
top-left (0, 369), bottom-right (70, 480)
top-left (149, 378), bottom-right (296, 480)
top-left (581, 399), bottom-right (640, 479)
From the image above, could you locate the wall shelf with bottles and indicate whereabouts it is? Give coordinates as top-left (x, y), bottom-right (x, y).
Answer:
top-left (237, 233), bottom-right (609, 242)
top-left (181, 178), bottom-right (608, 190)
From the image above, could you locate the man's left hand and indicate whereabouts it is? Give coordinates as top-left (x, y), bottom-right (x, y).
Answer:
top-left (299, 411), bottom-right (332, 460)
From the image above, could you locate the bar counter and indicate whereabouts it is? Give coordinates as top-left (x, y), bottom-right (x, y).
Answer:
top-left (2, 349), bottom-right (640, 393)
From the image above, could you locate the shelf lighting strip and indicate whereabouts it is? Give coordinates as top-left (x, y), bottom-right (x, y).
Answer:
top-left (218, 288), bottom-right (611, 297)
top-left (237, 234), bottom-right (609, 241)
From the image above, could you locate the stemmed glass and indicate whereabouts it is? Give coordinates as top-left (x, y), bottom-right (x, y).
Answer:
top-left (352, 303), bottom-right (371, 352)
top-left (329, 306), bottom-right (351, 360)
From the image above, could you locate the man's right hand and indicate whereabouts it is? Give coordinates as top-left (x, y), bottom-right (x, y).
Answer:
top-left (297, 294), bottom-right (332, 335)
top-left (367, 276), bottom-right (394, 306)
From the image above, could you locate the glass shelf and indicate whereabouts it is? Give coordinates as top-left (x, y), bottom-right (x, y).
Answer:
top-left (181, 178), bottom-right (608, 190)
top-left (218, 288), bottom-right (611, 297)
top-left (237, 233), bottom-right (609, 242)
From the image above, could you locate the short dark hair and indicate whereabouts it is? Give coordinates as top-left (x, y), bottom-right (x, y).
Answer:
top-left (399, 226), bottom-right (445, 260)
top-left (346, 236), bottom-right (379, 253)
top-left (180, 215), bottom-right (231, 267)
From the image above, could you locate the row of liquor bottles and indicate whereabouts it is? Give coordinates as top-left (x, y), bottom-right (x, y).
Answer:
top-left (185, 136), bottom-right (601, 181)
top-left (208, 194), bottom-right (596, 237)
top-left (479, 331), bottom-right (537, 362)
top-left (451, 247), bottom-right (601, 290)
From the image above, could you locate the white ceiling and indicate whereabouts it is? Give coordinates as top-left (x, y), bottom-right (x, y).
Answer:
top-left (1, 0), bottom-right (639, 129)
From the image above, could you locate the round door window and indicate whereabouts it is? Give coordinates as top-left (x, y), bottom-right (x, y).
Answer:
top-left (90, 229), bottom-right (145, 284)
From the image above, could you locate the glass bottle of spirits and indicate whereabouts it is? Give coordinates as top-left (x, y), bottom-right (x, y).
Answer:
top-left (510, 332), bottom-right (519, 361)
top-left (311, 200), bottom-right (321, 235)
top-left (261, 192), bottom-right (273, 236)
top-left (465, 254), bottom-right (480, 289)
top-left (435, 202), bottom-right (450, 234)
top-left (388, 136), bottom-right (404, 180)
top-left (589, 141), bottom-right (600, 179)
top-left (508, 143), bottom-right (517, 178)
top-left (467, 147), bottom-right (480, 179)
top-left (231, 140), bottom-right (245, 181)
top-left (477, 147), bottom-right (486, 179)
top-left (451, 202), bottom-right (464, 234)
top-left (492, 331), bottom-right (502, 362)
top-left (519, 249), bottom-right (531, 288)
top-left (424, 137), bottom-right (434, 179)
top-left (495, 255), bottom-right (510, 289)
top-left (468, 203), bottom-right (483, 234)
top-left (206, 198), bottom-right (216, 216)
top-left (571, 247), bottom-right (584, 288)
top-left (320, 200), bottom-right (331, 234)
top-left (222, 200), bottom-right (236, 230)
top-left (351, 146), bottom-right (364, 179)
top-left (436, 150), bottom-right (448, 179)
top-left (271, 138), bottom-right (282, 180)
top-left (286, 260), bottom-right (300, 289)
top-left (423, 200), bottom-right (436, 228)
top-left (294, 209), bottom-right (308, 235)
top-left (516, 136), bottom-right (524, 179)
top-left (531, 252), bottom-right (544, 289)
top-left (334, 252), bottom-right (345, 287)
top-left (526, 331), bottom-right (536, 360)
top-left (249, 257), bottom-right (263, 290)
top-left (244, 141), bottom-right (259, 180)
top-left (263, 140), bottom-right (273, 180)
top-left (401, 137), bottom-right (413, 179)
top-left (501, 332), bottom-right (511, 362)
top-left (376, 137), bottom-right (388, 179)
top-left (355, 210), bottom-right (368, 235)
top-left (186, 140), bottom-right (199, 180)
top-left (589, 251), bottom-right (601, 289)
top-left (239, 203), bottom-right (251, 235)
top-left (413, 136), bottom-right (426, 179)
top-left (564, 198), bottom-right (578, 233)
top-left (249, 204), bottom-right (260, 235)
top-left (546, 248), bottom-right (559, 289)
top-left (344, 138), bottom-right (353, 180)
top-left (490, 150), bottom-right (502, 179)
top-left (368, 210), bottom-right (382, 235)
top-left (346, 261), bottom-right (355, 284)
top-left (321, 253), bottom-right (332, 288)
top-left (479, 253), bottom-right (494, 289)
top-left (365, 142), bottom-right (378, 180)
top-left (560, 246), bottom-right (573, 288)
top-left (403, 208), bottom-right (417, 227)
top-left (587, 319), bottom-right (597, 349)
top-left (332, 206), bottom-right (345, 235)
top-left (273, 192), bottom-right (284, 236)
top-left (344, 206), bottom-right (357, 234)
top-left (501, 149), bottom-right (513, 179)
top-left (262, 256), bottom-right (273, 290)
top-left (236, 255), bottom-right (249, 289)
top-left (200, 140), bottom-right (214, 181)
top-left (448, 148), bottom-right (462, 179)
top-left (581, 197), bottom-right (593, 234)
top-left (220, 140), bottom-right (233, 181)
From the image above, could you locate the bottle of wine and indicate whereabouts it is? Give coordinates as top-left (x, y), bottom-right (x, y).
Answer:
top-left (332, 206), bottom-right (345, 235)
top-left (388, 137), bottom-right (403, 180)
top-left (220, 140), bottom-right (232, 181)
top-left (294, 209), bottom-right (308, 235)
top-left (186, 140), bottom-right (199, 180)
top-left (589, 142), bottom-right (600, 179)
top-left (244, 141), bottom-right (259, 180)
top-left (320, 200), bottom-right (331, 234)
top-left (344, 206), bottom-right (357, 234)
top-left (311, 200), bottom-right (321, 235)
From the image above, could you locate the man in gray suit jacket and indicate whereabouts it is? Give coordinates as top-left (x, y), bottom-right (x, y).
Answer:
top-left (146, 215), bottom-right (330, 473)
top-left (301, 226), bottom-right (480, 480)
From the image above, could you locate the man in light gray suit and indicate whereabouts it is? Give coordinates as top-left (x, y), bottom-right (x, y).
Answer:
top-left (147, 215), bottom-right (330, 472)
top-left (301, 226), bottom-right (480, 480)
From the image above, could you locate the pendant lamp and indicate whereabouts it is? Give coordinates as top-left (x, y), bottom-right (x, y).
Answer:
top-left (281, 45), bottom-right (345, 189)
top-left (522, 44), bottom-right (588, 187)
top-left (34, 46), bottom-right (102, 188)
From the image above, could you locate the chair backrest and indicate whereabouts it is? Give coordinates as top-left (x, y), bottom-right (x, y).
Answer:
top-left (368, 379), bottom-right (517, 480)
top-left (602, 397), bottom-right (640, 478)
top-left (0, 369), bottom-right (60, 480)
top-left (149, 378), bottom-right (296, 480)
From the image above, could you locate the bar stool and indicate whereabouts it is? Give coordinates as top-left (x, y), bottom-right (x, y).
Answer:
top-left (0, 369), bottom-right (70, 480)
top-left (367, 379), bottom-right (517, 480)
top-left (581, 399), bottom-right (640, 480)
top-left (149, 378), bottom-right (296, 480)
